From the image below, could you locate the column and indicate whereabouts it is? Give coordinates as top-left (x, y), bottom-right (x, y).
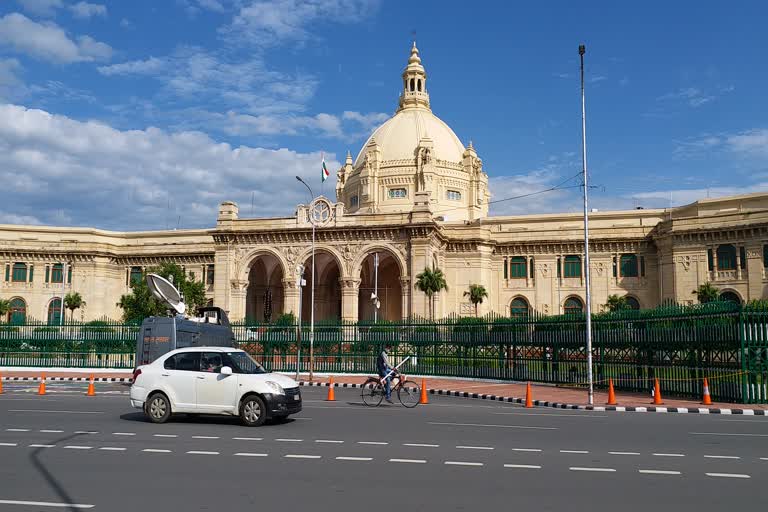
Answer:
top-left (340, 278), bottom-right (360, 323)
top-left (736, 246), bottom-right (743, 280)
top-left (711, 246), bottom-right (718, 281)
top-left (525, 256), bottom-right (531, 288)
top-left (400, 276), bottom-right (411, 320)
top-left (229, 280), bottom-right (248, 322)
top-left (282, 277), bottom-right (300, 319)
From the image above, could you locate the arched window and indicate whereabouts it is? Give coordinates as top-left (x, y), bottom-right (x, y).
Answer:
top-left (620, 254), bottom-right (638, 277)
top-left (510, 297), bottom-right (529, 318)
top-left (417, 79), bottom-right (422, 92)
top-left (564, 297), bottom-right (583, 315)
top-left (410, 78), bottom-right (415, 92)
top-left (719, 291), bottom-right (741, 304)
top-left (510, 257), bottom-right (527, 278)
top-left (716, 244), bottom-right (737, 270)
top-left (12, 263), bottom-right (27, 282)
top-left (48, 298), bottom-right (62, 325)
top-left (563, 255), bottom-right (581, 278)
top-left (625, 296), bottom-right (640, 310)
top-left (9, 298), bottom-right (26, 324)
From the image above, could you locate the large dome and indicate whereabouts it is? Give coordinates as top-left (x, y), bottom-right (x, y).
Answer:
top-left (354, 108), bottom-right (466, 168)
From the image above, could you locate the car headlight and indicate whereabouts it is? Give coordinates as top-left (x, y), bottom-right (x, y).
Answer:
top-left (265, 381), bottom-right (285, 395)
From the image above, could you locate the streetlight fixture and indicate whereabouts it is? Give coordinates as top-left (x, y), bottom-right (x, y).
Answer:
top-left (579, 44), bottom-right (594, 406)
top-left (295, 176), bottom-right (316, 382)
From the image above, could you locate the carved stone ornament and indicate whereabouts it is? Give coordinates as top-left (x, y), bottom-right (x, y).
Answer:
top-left (460, 302), bottom-right (473, 315)
top-left (593, 261), bottom-right (605, 277)
top-left (542, 304), bottom-right (550, 315)
top-left (539, 263), bottom-right (550, 277)
top-left (679, 255), bottom-right (692, 272)
top-left (309, 198), bottom-right (334, 226)
top-left (282, 246), bottom-right (298, 268)
top-left (341, 244), bottom-right (356, 263)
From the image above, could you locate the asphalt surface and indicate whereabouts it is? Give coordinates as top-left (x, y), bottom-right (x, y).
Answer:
top-left (0, 381), bottom-right (766, 511)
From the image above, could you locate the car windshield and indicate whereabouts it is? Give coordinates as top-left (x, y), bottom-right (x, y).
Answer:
top-left (224, 352), bottom-right (267, 374)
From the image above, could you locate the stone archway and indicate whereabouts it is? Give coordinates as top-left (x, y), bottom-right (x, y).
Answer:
top-left (301, 250), bottom-right (342, 322)
top-left (246, 254), bottom-right (285, 323)
top-left (358, 250), bottom-right (403, 322)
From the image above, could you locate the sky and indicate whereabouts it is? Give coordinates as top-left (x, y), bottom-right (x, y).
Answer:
top-left (0, 0), bottom-right (766, 230)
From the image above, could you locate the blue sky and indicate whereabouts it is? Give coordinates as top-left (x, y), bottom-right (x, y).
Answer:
top-left (0, 0), bottom-right (766, 230)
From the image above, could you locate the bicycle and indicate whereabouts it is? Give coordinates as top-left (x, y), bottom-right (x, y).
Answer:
top-left (361, 357), bottom-right (421, 408)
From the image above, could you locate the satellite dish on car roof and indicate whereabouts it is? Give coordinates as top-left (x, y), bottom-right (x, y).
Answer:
top-left (147, 273), bottom-right (186, 315)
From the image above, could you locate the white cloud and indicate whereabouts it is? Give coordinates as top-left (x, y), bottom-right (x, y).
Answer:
top-left (0, 58), bottom-right (25, 100)
top-left (69, 2), bottom-right (108, 19)
top-left (726, 129), bottom-right (768, 159)
top-left (0, 103), bottom-right (342, 230)
top-left (342, 110), bottom-right (388, 132)
top-left (0, 13), bottom-right (112, 63)
top-left (657, 87), bottom-right (723, 108)
top-left (98, 56), bottom-right (165, 76)
top-left (626, 183), bottom-right (768, 209)
top-left (0, 210), bottom-right (43, 225)
top-left (15, 0), bottom-right (63, 17)
top-left (675, 129), bottom-right (768, 160)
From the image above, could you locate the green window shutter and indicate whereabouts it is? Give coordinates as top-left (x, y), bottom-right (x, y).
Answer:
top-left (620, 254), bottom-right (638, 277)
top-left (68, 266), bottom-right (72, 283)
top-left (510, 257), bottom-right (527, 278)
top-left (564, 256), bottom-right (581, 278)
top-left (4, 265), bottom-right (9, 282)
top-left (503, 258), bottom-right (508, 279)
top-left (45, 266), bottom-right (50, 283)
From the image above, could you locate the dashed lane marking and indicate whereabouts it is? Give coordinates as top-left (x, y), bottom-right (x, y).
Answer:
top-left (315, 440), bottom-right (344, 444)
top-left (233, 437), bottom-right (262, 441)
top-left (74, 431), bottom-right (98, 434)
top-left (639, 470), bottom-right (682, 475)
top-left (653, 453), bottom-right (685, 457)
top-left (153, 434), bottom-right (178, 438)
top-left (430, 422), bottom-right (557, 430)
top-left (691, 432), bottom-right (768, 438)
top-left (99, 447), bottom-right (126, 451)
top-left (706, 473), bottom-right (751, 479)
top-left (336, 456), bottom-right (373, 461)
top-left (504, 464), bottom-right (541, 469)
top-left (444, 461), bottom-right (484, 467)
top-left (513, 448), bottom-right (542, 452)
top-left (143, 449), bottom-right (172, 453)
top-left (234, 453), bottom-right (268, 457)
top-left (40, 430), bottom-right (64, 433)
top-left (357, 441), bottom-right (388, 445)
top-left (8, 410), bottom-right (102, 414)
top-left (704, 455), bottom-right (741, 460)
top-left (609, 452), bottom-right (640, 456)
top-left (560, 450), bottom-right (589, 454)
top-left (570, 467), bottom-right (616, 472)
top-left (761, 457), bottom-right (768, 461)
top-left (285, 454), bottom-right (322, 459)
top-left (113, 432), bottom-right (135, 436)
top-left (6, 429), bottom-right (29, 432)
top-left (0, 499), bottom-right (94, 509)
top-left (275, 438), bottom-right (303, 442)
top-left (29, 444), bottom-right (55, 448)
top-left (404, 443), bottom-right (439, 448)
top-left (186, 451), bottom-right (219, 455)
top-left (390, 458), bottom-right (427, 464)
top-left (63, 446), bottom-right (92, 450)
top-left (0, 443), bottom-right (17, 447)
top-left (191, 436), bottom-right (220, 440)
top-left (456, 445), bottom-right (494, 450)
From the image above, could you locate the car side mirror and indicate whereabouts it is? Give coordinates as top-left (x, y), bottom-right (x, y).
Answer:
top-left (220, 366), bottom-right (233, 375)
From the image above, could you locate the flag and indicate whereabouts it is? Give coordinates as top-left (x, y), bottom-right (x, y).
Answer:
top-left (321, 154), bottom-right (330, 182)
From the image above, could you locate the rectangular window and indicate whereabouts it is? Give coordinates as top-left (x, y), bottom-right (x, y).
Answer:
top-left (206, 265), bottom-right (215, 285)
top-left (620, 254), bottom-right (639, 277)
top-left (708, 249), bottom-right (714, 271)
top-left (640, 256), bottom-right (646, 277)
top-left (12, 263), bottom-right (27, 282)
top-left (612, 256), bottom-right (617, 277)
top-left (350, 195), bottom-right (359, 208)
top-left (51, 263), bottom-right (64, 284)
top-left (388, 188), bottom-right (407, 199)
top-left (503, 258), bottom-right (508, 279)
top-left (557, 257), bottom-right (561, 278)
top-left (45, 266), bottom-right (50, 283)
top-left (4, 264), bottom-right (8, 282)
top-left (510, 257), bottom-right (527, 278)
top-left (564, 255), bottom-right (581, 278)
top-left (740, 246), bottom-right (746, 270)
top-left (130, 266), bottom-right (143, 285)
top-left (68, 266), bottom-right (72, 284)
top-left (29, 265), bottom-right (34, 282)
top-left (529, 257), bottom-right (535, 278)
top-left (764, 245), bottom-right (768, 269)
top-left (447, 190), bottom-right (462, 201)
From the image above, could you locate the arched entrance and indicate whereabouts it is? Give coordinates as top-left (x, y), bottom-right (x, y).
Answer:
top-left (301, 251), bottom-right (341, 322)
top-left (719, 290), bottom-right (741, 304)
top-left (9, 297), bottom-right (26, 324)
top-left (246, 254), bottom-right (285, 323)
top-left (48, 298), bottom-right (63, 325)
top-left (358, 250), bottom-right (402, 322)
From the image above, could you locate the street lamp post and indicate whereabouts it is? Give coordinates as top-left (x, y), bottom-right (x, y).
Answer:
top-left (579, 44), bottom-right (594, 406)
top-left (295, 176), bottom-right (316, 382)
top-left (295, 264), bottom-right (305, 381)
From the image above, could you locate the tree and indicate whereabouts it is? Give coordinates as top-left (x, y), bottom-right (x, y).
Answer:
top-left (605, 294), bottom-right (628, 312)
top-left (463, 284), bottom-right (488, 317)
top-left (414, 267), bottom-right (448, 320)
top-left (118, 262), bottom-right (206, 323)
top-left (693, 282), bottom-right (719, 304)
top-left (64, 292), bottom-right (85, 322)
top-left (0, 298), bottom-right (9, 323)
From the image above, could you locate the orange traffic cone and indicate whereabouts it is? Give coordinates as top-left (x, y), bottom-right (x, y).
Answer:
top-left (419, 378), bottom-right (429, 405)
top-left (0, 373), bottom-right (4, 395)
top-left (326, 376), bottom-right (335, 401)
top-left (651, 378), bottom-right (663, 405)
top-left (86, 374), bottom-right (95, 396)
top-left (525, 382), bottom-right (533, 408)
top-left (38, 373), bottom-right (46, 395)
top-left (606, 379), bottom-right (617, 405)
top-left (701, 378), bottom-right (712, 406)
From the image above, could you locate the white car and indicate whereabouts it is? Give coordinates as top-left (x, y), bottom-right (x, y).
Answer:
top-left (130, 347), bottom-right (302, 426)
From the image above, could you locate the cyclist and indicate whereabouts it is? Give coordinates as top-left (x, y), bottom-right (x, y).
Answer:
top-left (376, 344), bottom-right (397, 403)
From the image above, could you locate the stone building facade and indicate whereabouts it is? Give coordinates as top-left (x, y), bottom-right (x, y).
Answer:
top-left (1, 44), bottom-right (767, 323)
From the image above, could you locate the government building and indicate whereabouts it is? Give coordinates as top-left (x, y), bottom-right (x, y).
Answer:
top-left (2, 44), bottom-right (767, 324)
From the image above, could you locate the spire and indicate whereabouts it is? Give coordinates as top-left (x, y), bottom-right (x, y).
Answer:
top-left (345, 150), bottom-right (353, 165)
top-left (397, 41), bottom-right (430, 111)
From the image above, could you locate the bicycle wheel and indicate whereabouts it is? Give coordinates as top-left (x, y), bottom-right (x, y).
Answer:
top-left (397, 380), bottom-right (421, 408)
top-left (361, 378), bottom-right (384, 407)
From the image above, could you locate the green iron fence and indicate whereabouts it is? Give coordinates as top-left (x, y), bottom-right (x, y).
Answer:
top-left (1, 302), bottom-right (766, 404)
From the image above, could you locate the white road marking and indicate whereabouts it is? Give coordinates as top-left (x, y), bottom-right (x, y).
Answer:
top-left (336, 456), bottom-right (373, 461)
top-left (186, 450), bottom-right (219, 455)
top-left (99, 447), bottom-right (127, 451)
top-left (570, 467), bottom-right (616, 472)
top-left (153, 434), bottom-right (177, 438)
top-left (390, 458), bottom-right (427, 464)
top-left (235, 453), bottom-right (268, 457)
top-left (63, 446), bottom-right (92, 450)
top-left (191, 436), bottom-right (219, 440)
top-left (6, 428), bottom-right (29, 432)
top-left (560, 450), bottom-right (589, 454)
top-left (404, 443), bottom-right (439, 448)
top-left (315, 439), bottom-right (344, 444)
top-left (143, 449), bottom-right (172, 453)
top-left (609, 451), bottom-right (640, 456)
top-left (39, 430), bottom-right (63, 433)
top-left (493, 412), bottom-right (608, 418)
top-left (430, 422), bottom-right (556, 430)
top-left (233, 437), bottom-right (263, 441)
top-left (513, 448), bottom-right (542, 452)
top-left (706, 472), bottom-right (751, 479)
top-left (29, 444), bottom-right (55, 448)
top-left (456, 445), bottom-right (494, 450)
top-left (504, 464), bottom-right (541, 469)
top-left (285, 454), bottom-right (321, 459)
top-left (639, 470), bottom-right (681, 475)
top-left (653, 453), bottom-right (685, 457)
top-left (704, 455), bottom-right (740, 460)
top-left (357, 441), bottom-right (388, 445)
top-left (444, 461), bottom-right (484, 467)
top-left (113, 432), bottom-right (135, 436)
top-left (0, 499), bottom-right (94, 509)
top-left (691, 432), bottom-right (768, 438)
top-left (8, 410), bottom-right (102, 414)
top-left (761, 457), bottom-right (768, 461)
top-left (275, 438), bottom-right (303, 442)
top-left (0, 443), bottom-right (18, 446)
top-left (74, 431), bottom-right (98, 434)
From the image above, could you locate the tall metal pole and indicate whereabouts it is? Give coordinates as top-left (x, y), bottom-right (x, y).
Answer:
top-left (295, 264), bottom-right (304, 381)
top-left (373, 252), bottom-right (379, 323)
top-left (295, 176), bottom-right (316, 382)
top-left (579, 44), bottom-right (594, 406)
top-left (60, 262), bottom-right (66, 325)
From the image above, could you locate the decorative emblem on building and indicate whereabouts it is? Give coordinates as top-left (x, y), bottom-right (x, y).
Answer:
top-left (309, 198), bottom-right (334, 226)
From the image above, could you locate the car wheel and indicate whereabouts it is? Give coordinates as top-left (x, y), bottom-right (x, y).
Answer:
top-left (146, 393), bottom-right (171, 424)
top-left (240, 395), bottom-right (267, 427)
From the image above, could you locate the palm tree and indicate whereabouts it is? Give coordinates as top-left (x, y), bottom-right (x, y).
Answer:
top-left (693, 282), bottom-right (719, 304)
top-left (64, 292), bottom-right (85, 322)
top-left (0, 298), bottom-right (9, 324)
top-left (463, 284), bottom-right (488, 317)
top-left (414, 267), bottom-right (448, 320)
top-left (605, 294), bottom-right (628, 312)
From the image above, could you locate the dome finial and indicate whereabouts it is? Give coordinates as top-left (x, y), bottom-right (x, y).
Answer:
top-left (398, 41), bottom-right (430, 111)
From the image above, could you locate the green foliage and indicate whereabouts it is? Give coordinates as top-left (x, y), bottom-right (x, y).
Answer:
top-left (463, 284), bottom-right (489, 317)
top-left (414, 267), bottom-right (448, 320)
top-left (0, 298), bottom-right (9, 322)
top-left (117, 262), bottom-right (206, 323)
top-left (64, 292), bottom-right (85, 321)
top-left (605, 294), bottom-right (629, 312)
top-left (693, 282), bottom-right (720, 304)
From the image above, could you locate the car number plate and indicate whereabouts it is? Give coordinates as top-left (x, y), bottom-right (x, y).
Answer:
top-left (293, 395), bottom-right (300, 401)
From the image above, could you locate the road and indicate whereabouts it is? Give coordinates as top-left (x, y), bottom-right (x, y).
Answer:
top-left (0, 381), bottom-right (766, 511)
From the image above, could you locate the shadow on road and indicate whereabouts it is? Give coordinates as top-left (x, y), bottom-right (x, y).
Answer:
top-left (30, 432), bottom-right (91, 512)
top-left (119, 412), bottom-right (298, 427)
